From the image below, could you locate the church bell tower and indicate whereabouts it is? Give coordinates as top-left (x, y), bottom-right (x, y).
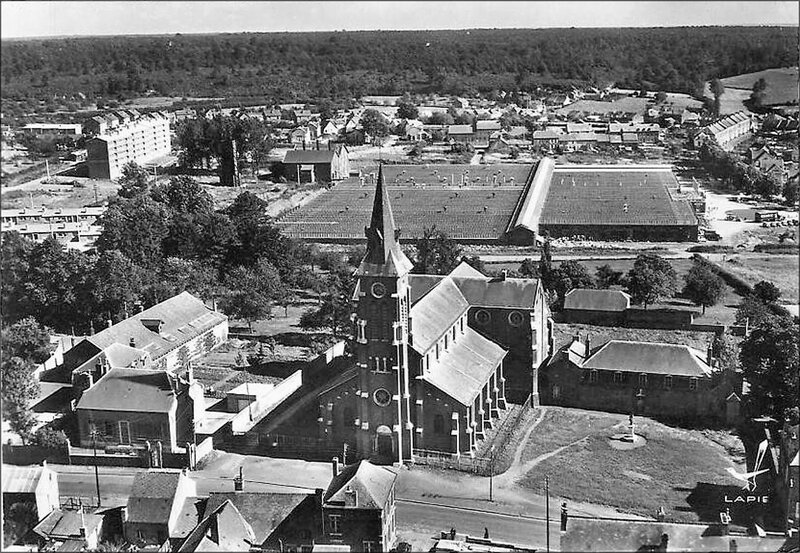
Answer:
top-left (353, 166), bottom-right (415, 464)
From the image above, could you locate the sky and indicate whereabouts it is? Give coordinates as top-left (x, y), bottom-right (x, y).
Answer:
top-left (2, 1), bottom-right (797, 39)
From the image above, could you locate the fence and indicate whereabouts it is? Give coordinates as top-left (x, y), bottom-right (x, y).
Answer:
top-left (60, 497), bottom-right (100, 512)
top-left (1, 444), bottom-right (69, 465)
top-left (412, 449), bottom-right (493, 474)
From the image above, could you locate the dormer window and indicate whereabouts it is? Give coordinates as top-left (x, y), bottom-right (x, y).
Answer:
top-left (140, 318), bottom-right (163, 333)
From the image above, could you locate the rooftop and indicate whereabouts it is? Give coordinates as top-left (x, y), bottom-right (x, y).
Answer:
top-left (76, 368), bottom-right (176, 413)
top-left (563, 289), bottom-right (632, 312)
top-left (582, 340), bottom-right (712, 377)
top-left (324, 461), bottom-right (397, 510)
top-left (1, 463), bottom-right (54, 494)
top-left (127, 470), bottom-right (189, 524)
top-left (204, 492), bottom-right (313, 545)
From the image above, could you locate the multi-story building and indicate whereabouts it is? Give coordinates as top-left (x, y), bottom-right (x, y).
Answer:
top-left (1, 206), bottom-right (106, 247)
top-left (693, 111), bottom-right (754, 150)
top-left (86, 112), bottom-right (170, 179)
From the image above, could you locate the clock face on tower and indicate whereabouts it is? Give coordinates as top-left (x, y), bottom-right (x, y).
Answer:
top-left (373, 388), bottom-right (392, 407)
top-left (371, 282), bottom-right (387, 298)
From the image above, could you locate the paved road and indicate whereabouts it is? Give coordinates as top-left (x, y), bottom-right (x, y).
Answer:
top-left (397, 498), bottom-right (561, 551)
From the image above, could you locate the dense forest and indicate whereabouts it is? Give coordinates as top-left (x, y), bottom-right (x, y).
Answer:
top-left (1, 26), bottom-right (797, 106)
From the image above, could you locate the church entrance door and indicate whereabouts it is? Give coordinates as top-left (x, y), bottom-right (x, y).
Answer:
top-left (376, 425), bottom-right (394, 458)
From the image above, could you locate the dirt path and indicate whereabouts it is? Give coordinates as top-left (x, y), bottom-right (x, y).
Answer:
top-left (493, 407), bottom-right (547, 487)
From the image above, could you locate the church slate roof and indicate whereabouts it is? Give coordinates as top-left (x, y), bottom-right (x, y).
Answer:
top-left (451, 276), bottom-right (541, 309)
top-left (421, 327), bottom-right (507, 406)
top-left (409, 277), bottom-right (469, 354)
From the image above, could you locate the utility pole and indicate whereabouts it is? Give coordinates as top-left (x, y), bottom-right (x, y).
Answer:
top-left (91, 430), bottom-right (101, 507)
top-left (545, 475), bottom-right (550, 553)
top-left (489, 445), bottom-right (496, 502)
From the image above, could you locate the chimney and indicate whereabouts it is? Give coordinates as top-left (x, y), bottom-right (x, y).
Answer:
top-left (572, 333), bottom-right (581, 345)
top-left (79, 509), bottom-right (87, 542)
top-left (107, 319), bottom-right (113, 329)
top-left (501, 270), bottom-right (507, 281)
top-left (121, 506), bottom-right (128, 522)
top-left (129, 337), bottom-right (136, 348)
top-left (332, 456), bottom-right (340, 478)
top-left (234, 466), bottom-right (243, 491)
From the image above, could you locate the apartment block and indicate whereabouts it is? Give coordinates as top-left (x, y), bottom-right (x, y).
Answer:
top-left (86, 112), bottom-right (170, 180)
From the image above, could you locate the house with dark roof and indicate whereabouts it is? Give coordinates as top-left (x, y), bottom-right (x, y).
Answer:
top-left (305, 167), bottom-right (552, 462)
top-left (543, 336), bottom-right (740, 421)
top-left (76, 367), bottom-right (204, 452)
top-left (322, 460), bottom-right (398, 552)
top-left (43, 292), bottom-right (227, 387)
top-left (32, 509), bottom-right (105, 551)
top-left (283, 144), bottom-right (350, 183)
top-left (562, 289), bottom-right (631, 324)
top-left (447, 125), bottom-right (475, 146)
top-left (177, 500), bottom-right (255, 552)
top-left (124, 469), bottom-right (197, 547)
top-left (203, 488), bottom-right (322, 551)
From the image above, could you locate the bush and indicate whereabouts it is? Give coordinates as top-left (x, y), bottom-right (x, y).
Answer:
top-left (753, 243), bottom-right (799, 254)
top-left (687, 245), bottom-right (733, 253)
top-left (32, 427), bottom-right (69, 451)
top-left (690, 254), bottom-right (753, 296)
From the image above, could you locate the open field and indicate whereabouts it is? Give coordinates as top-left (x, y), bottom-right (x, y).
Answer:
top-left (720, 67), bottom-right (799, 107)
top-left (519, 407), bottom-right (747, 524)
top-left (714, 253), bottom-right (799, 303)
top-left (555, 96), bottom-right (649, 116)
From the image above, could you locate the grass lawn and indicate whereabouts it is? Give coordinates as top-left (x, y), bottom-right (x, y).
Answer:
top-left (720, 67), bottom-right (799, 106)
top-left (519, 407), bottom-right (745, 523)
top-left (715, 253), bottom-right (799, 303)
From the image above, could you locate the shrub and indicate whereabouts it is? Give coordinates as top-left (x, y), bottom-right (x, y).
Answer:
top-left (32, 427), bottom-right (69, 451)
top-left (753, 243), bottom-right (799, 254)
top-left (687, 245), bottom-right (733, 253)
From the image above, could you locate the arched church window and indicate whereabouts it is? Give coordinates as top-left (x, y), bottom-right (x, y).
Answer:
top-left (508, 311), bottom-right (525, 327)
top-left (475, 309), bottom-right (491, 326)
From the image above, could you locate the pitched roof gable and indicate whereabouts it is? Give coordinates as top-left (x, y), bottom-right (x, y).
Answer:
top-left (203, 492), bottom-right (312, 545)
top-left (76, 368), bottom-right (176, 413)
top-left (127, 470), bottom-right (187, 524)
top-left (178, 500), bottom-right (256, 553)
top-left (409, 277), bottom-right (469, 354)
top-left (563, 289), bottom-right (631, 312)
top-left (324, 461), bottom-right (397, 510)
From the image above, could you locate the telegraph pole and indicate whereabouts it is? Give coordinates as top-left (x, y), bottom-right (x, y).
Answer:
top-left (545, 475), bottom-right (550, 553)
top-left (91, 430), bottom-right (101, 506)
top-left (489, 445), bottom-right (496, 502)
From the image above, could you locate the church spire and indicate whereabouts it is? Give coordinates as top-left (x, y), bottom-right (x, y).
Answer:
top-left (358, 165), bottom-right (413, 276)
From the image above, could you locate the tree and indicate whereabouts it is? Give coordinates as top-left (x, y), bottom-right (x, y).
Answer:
top-left (18, 237), bottom-right (91, 331)
top-left (220, 259), bottom-right (285, 332)
top-left (735, 294), bottom-right (775, 328)
top-left (753, 281), bottom-right (781, 304)
top-left (298, 265), bottom-right (354, 337)
top-left (682, 260), bottom-right (725, 314)
top-left (360, 109), bottom-right (390, 143)
top-left (750, 77), bottom-right (767, 108)
top-left (1, 231), bottom-right (34, 323)
top-left (87, 250), bottom-right (145, 325)
top-left (710, 78), bottom-right (725, 117)
top-left (412, 226), bottom-right (462, 275)
top-left (144, 257), bottom-right (219, 305)
top-left (595, 264), bottom-right (623, 289)
top-left (96, 195), bottom-right (170, 268)
top-left (538, 239), bottom-right (556, 290)
top-left (518, 258), bottom-right (540, 278)
top-left (117, 162), bottom-right (152, 199)
top-left (151, 175), bottom-right (214, 215)
top-left (397, 100), bottom-right (419, 120)
top-left (552, 260), bottom-right (595, 301)
top-left (783, 177), bottom-right (799, 205)
top-left (739, 314), bottom-right (799, 419)
top-left (712, 330), bottom-right (740, 373)
top-left (655, 91), bottom-right (668, 103)
top-left (625, 254), bottom-right (678, 309)
top-left (1, 317), bottom-right (53, 364)
top-left (1, 356), bottom-right (40, 442)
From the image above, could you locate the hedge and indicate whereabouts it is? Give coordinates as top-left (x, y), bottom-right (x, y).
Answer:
top-left (690, 254), bottom-right (753, 296)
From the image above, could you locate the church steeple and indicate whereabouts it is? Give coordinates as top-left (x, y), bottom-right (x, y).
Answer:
top-left (358, 166), bottom-right (413, 276)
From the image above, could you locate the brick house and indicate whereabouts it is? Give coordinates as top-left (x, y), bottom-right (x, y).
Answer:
top-left (542, 336), bottom-right (739, 422)
top-left (322, 460), bottom-right (397, 552)
top-left (42, 292), bottom-right (228, 386)
top-left (124, 469), bottom-right (197, 547)
top-left (76, 367), bottom-right (204, 453)
top-left (283, 144), bottom-right (350, 183)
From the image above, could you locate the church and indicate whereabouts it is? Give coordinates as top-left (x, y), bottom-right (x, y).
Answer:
top-left (312, 167), bottom-right (553, 464)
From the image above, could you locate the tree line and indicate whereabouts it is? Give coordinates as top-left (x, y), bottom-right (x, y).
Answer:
top-left (1, 27), bottom-right (795, 105)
